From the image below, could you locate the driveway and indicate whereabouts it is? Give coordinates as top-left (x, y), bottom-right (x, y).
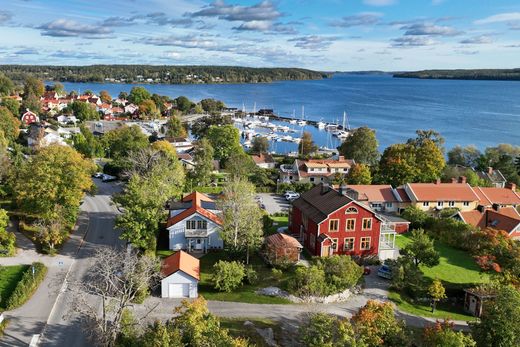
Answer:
top-left (257, 193), bottom-right (290, 215)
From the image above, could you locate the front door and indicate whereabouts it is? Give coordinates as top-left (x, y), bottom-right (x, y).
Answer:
top-left (322, 245), bottom-right (330, 257)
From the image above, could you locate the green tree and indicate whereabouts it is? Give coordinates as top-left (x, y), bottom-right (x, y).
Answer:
top-left (346, 163), bottom-right (372, 184)
top-left (70, 100), bottom-right (99, 121)
top-left (1, 98), bottom-right (20, 116)
top-left (0, 73), bottom-right (14, 96)
top-left (190, 115), bottom-right (233, 139)
top-left (251, 136), bottom-right (269, 154)
top-left (72, 125), bottom-right (104, 158)
top-left (298, 131), bottom-right (318, 156)
top-left (23, 76), bottom-right (45, 98)
top-left (423, 320), bottom-right (476, 347)
top-left (99, 90), bottom-right (112, 103)
top-left (128, 86), bottom-right (151, 105)
top-left (200, 98), bottom-right (225, 113)
top-left (299, 313), bottom-right (356, 347)
top-left (207, 125), bottom-right (241, 162)
top-left (13, 145), bottom-right (95, 224)
top-left (339, 126), bottom-right (379, 166)
top-left (165, 114), bottom-right (187, 138)
top-left (175, 96), bottom-right (193, 114)
top-left (189, 138), bottom-right (214, 186)
top-left (218, 178), bottom-right (263, 264)
top-left (224, 150), bottom-right (256, 179)
top-left (401, 229), bottom-right (440, 268)
top-left (103, 125), bottom-right (149, 160)
top-left (414, 139), bottom-right (446, 183)
top-left (401, 206), bottom-right (429, 229)
top-left (51, 82), bottom-right (65, 95)
top-left (377, 143), bottom-right (417, 186)
top-left (470, 286), bottom-right (520, 347)
top-left (408, 129), bottom-right (445, 151)
top-left (428, 279), bottom-right (447, 313)
top-left (21, 93), bottom-right (41, 113)
top-left (140, 320), bottom-right (183, 347)
top-left (0, 208), bottom-right (16, 256)
top-left (290, 265), bottom-right (326, 297)
top-left (212, 260), bottom-right (245, 292)
top-left (0, 107), bottom-right (21, 144)
top-left (448, 145), bottom-right (482, 167)
top-left (118, 91), bottom-right (128, 100)
top-left (315, 255), bottom-right (364, 293)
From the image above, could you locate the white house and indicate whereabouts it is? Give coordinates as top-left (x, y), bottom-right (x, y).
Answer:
top-left (166, 192), bottom-right (223, 253)
top-left (160, 251), bottom-right (199, 298)
top-left (166, 137), bottom-right (194, 153)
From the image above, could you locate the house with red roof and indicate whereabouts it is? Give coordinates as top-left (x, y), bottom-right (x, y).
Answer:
top-left (160, 251), bottom-right (200, 298)
top-left (166, 192), bottom-right (223, 253)
top-left (21, 109), bottom-right (39, 125)
top-left (280, 156), bottom-right (355, 184)
top-left (251, 153), bottom-right (276, 169)
top-left (473, 183), bottom-right (520, 208)
top-left (264, 233), bottom-right (303, 264)
top-left (455, 206), bottom-right (520, 240)
top-left (290, 183), bottom-right (398, 260)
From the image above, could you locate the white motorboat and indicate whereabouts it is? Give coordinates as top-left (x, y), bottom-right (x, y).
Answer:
top-left (317, 121), bottom-right (326, 129)
top-left (297, 120), bottom-right (307, 126)
top-left (289, 119), bottom-right (297, 124)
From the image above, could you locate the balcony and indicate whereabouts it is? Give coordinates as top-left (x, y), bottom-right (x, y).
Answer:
top-left (185, 228), bottom-right (210, 237)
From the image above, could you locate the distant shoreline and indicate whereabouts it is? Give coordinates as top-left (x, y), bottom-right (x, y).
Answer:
top-left (393, 68), bottom-right (520, 81)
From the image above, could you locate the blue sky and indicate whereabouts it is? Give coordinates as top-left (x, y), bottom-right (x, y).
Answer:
top-left (1, 0), bottom-right (519, 70)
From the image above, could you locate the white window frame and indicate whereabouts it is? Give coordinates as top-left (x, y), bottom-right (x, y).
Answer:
top-left (360, 237), bottom-right (371, 250)
top-left (346, 218), bottom-right (356, 231)
top-left (344, 237), bottom-right (355, 251)
top-left (362, 218), bottom-right (372, 231)
top-left (329, 219), bottom-right (339, 232)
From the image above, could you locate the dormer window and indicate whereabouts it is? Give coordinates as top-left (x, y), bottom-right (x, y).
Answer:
top-left (346, 207), bottom-right (358, 214)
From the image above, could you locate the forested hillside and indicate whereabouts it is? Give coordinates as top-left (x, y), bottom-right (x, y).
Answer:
top-left (394, 68), bottom-right (520, 81)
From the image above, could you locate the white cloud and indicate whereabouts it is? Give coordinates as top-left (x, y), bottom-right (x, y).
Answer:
top-left (363, 0), bottom-right (397, 7)
top-left (475, 12), bottom-right (520, 25)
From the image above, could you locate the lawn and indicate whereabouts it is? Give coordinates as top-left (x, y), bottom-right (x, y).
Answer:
top-left (220, 318), bottom-right (283, 347)
top-left (389, 290), bottom-right (477, 322)
top-left (0, 265), bottom-right (29, 310)
top-left (395, 233), bottom-right (490, 285)
top-left (265, 215), bottom-right (289, 235)
top-left (198, 252), bottom-right (293, 304)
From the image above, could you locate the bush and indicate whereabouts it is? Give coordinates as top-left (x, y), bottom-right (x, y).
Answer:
top-left (5, 262), bottom-right (47, 310)
top-left (212, 260), bottom-right (245, 293)
top-left (290, 265), bottom-right (326, 298)
top-left (315, 255), bottom-right (363, 293)
top-left (0, 319), bottom-right (9, 338)
top-left (401, 206), bottom-right (429, 229)
top-left (244, 265), bottom-right (258, 285)
top-left (271, 268), bottom-right (283, 280)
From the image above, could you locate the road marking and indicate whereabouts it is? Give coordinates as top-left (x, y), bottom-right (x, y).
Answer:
top-left (29, 334), bottom-right (41, 347)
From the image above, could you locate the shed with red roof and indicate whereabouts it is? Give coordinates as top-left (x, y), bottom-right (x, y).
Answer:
top-left (161, 251), bottom-right (200, 298)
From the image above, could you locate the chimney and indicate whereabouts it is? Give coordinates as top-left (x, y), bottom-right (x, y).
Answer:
top-left (435, 178), bottom-right (441, 185)
top-left (492, 203), bottom-right (500, 212)
top-left (505, 182), bottom-right (517, 191)
top-left (338, 155), bottom-right (345, 161)
top-left (458, 176), bottom-right (467, 184)
top-left (487, 167), bottom-right (493, 175)
top-left (321, 183), bottom-right (330, 195)
top-left (451, 178), bottom-right (457, 183)
top-left (339, 184), bottom-right (348, 196)
top-left (477, 205), bottom-right (485, 213)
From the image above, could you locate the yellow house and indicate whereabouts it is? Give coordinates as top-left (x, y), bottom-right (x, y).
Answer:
top-left (402, 181), bottom-right (480, 212)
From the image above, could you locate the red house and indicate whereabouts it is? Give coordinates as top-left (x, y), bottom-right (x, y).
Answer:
top-left (21, 109), bottom-right (39, 125)
top-left (290, 184), bottom-right (397, 259)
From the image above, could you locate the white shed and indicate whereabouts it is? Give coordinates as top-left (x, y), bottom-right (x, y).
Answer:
top-left (160, 251), bottom-right (200, 298)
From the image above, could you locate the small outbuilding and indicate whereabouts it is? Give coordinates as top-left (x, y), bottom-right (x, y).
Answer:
top-left (464, 287), bottom-right (497, 318)
top-left (161, 251), bottom-right (200, 298)
top-left (264, 233), bottom-right (303, 264)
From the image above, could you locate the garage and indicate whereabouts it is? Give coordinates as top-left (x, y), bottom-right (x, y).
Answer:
top-left (161, 251), bottom-right (200, 299)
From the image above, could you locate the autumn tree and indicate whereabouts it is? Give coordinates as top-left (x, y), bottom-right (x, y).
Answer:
top-left (218, 178), bottom-right (263, 264)
top-left (0, 107), bottom-right (20, 144)
top-left (138, 99), bottom-right (160, 119)
top-left (13, 145), bottom-right (95, 224)
top-left (207, 125), bottom-right (241, 162)
top-left (339, 126), bottom-right (379, 166)
top-left (34, 213), bottom-right (68, 253)
top-left (225, 150), bottom-right (256, 179)
top-left (165, 114), bottom-right (187, 138)
top-left (428, 279), bottom-right (447, 313)
top-left (189, 138), bottom-right (214, 186)
top-left (414, 139), bottom-right (446, 183)
top-left (72, 125), bottom-right (104, 158)
top-left (299, 313), bottom-right (356, 347)
top-left (251, 136), bottom-right (269, 154)
top-left (377, 143), bottom-right (417, 186)
top-left (423, 320), bottom-right (476, 347)
top-left (128, 86), bottom-right (151, 105)
top-left (470, 285), bottom-right (520, 347)
top-left (0, 72), bottom-right (14, 96)
top-left (0, 208), bottom-right (16, 256)
top-left (298, 131), bottom-right (318, 156)
top-left (448, 145), bottom-right (482, 167)
top-left (400, 229), bottom-right (440, 268)
top-left (99, 90), bottom-right (112, 103)
top-left (23, 76), bottom-right (45, 98)
top-left (352, 300), bottom-right (409, 347)
top-left (70, 100), bottom-right (99, 121)
top-left (1, 98), bottom-right (20, 116)
top-left (21, 93), bottom-right (41, 113)
top-left (346, 163), bottom-right (372, 184)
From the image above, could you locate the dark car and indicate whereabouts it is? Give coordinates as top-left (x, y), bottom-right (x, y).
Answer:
top-left (377, 264), bottom-right (393, 279)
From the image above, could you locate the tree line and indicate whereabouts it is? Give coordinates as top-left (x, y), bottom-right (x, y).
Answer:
top-left (394, 68), bottom-right (520, 81)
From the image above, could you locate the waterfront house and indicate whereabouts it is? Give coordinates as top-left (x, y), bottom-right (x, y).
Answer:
top-left (160, 251), bottom-right (199, 298)
top-left (251, 153), bottom-right (276, 169)
top-left (166, 137), bottom-right (194, 153)
top-left (280, 156), bottom-right (355, 184)
top-left (264, 233), bottom-right (303, 264)
top-left (124, 103), bottom-right (139, 115)
top-left (166, 192), bottom-right (223, 253)
top-left (290, 184), bottom-right (398, 260)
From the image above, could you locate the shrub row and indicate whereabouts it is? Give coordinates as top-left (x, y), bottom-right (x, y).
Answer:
top-left (5, 262), bottom-right (47, 310)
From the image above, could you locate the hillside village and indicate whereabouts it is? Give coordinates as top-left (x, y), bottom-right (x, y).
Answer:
top-left (1, 74), bottom-right (520, 346)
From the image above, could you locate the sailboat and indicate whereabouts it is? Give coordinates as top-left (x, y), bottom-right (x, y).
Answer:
top-left (289, 109), bottom-right (297, 124)
top-left (297, 106), bottom-right (307, 126)
top-left (317, 118), bottom-right (326, 129)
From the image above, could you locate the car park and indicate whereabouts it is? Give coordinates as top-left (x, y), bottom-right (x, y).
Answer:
top-left (284, 191), bottom-right (300, 201)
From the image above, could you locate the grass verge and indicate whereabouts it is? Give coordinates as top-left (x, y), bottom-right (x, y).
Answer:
top-left (0, 265), bottom-right (29, 310)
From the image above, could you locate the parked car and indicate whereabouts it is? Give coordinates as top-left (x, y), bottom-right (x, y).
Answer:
top-left (377, 264), bottom-right (393, 279)
top-left (363, 266), bottom-right (371, 275)
top-left (92, 172), bottom-right (103, 178)
top-left (284, 192), bottom-right (300, 201)
top-left (101, 174), bottom-right (117, 182)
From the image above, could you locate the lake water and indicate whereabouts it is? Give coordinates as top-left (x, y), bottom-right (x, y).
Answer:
top-left (60, 74), bottom-right (520, 152)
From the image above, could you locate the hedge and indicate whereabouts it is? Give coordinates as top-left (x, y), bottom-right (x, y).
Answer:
top-left (5, 262), bottom-right (47, 310)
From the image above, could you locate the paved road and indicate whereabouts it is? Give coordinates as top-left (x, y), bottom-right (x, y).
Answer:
top-left (0, 181), bottom-right (122, 347)
top-left (257, 193), bottom-right (290, 215)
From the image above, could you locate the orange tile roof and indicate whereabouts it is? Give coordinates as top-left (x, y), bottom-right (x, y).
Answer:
top-left (265, 233), bottom-right (303, 249)
top-left (166, 192), bottom-right (222, 228)
top-left (474, 187), bottom-right (520, 206)
top-left (347, 185), bottom-right (398, 202)
top-left (498, 207), bottom-right (520, 219)
top-left (458, 210), bottom-right (486, 228)
top-left (395, 188), bottom-right (411, 202)
top-left (161, 250), bottom-right (200, 280)
top-left (486, 210), bottom-right (520, 234)
top-left (251, 153), bottom-right (274, 165)
top-left (407, 183), bottom-right (479, 202)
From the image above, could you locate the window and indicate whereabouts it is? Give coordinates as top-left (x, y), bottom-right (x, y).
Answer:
top-left (331, 238), bottom-right (338, 251)
top-left (329, 219), bottom-right (339, 232)
top-left (346, 219), bottom-right (355, 231)
top-left (386, 202), bottom-right (393, 208)
top-left (463, 201), bottom-right (470, 206)
top-left (360, 237), bottom-right (371, 250)
top-left (362, 218), bottom-right (372, 230)
top-left (186, 220), bottom-right (196, 229)
top-left (437, 201), bottom-right (444, 207)
top-left (448, 201), bottom-right (455, 207)
top-left (310, 177), bottom-right (315, 182)
top-left (346, 207), bottom-right (358, 214)
top-left (344, 237), bottom-right (355, 251)
top-left (309, 168), bottom-right (314, 172)
top-left (423, 202), bottom-right (430, 207)
top-left (197, 220), bottom-right (208, 229)
top-left (320, 177), bottom-right (324, 181)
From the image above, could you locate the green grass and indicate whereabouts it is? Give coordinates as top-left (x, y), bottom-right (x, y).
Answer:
top-left (0, 265), bottom-right (29, 310)
top-left (220, 318), bottom-right (282, 347)
top-left (389, 290), bottom-right (477, 322)
top-left (156, 249), bottom-right (175, 259)
top-left (265, 215), bottom-right (289, 235)
top-left (395, 234), bottom-right (490, 285)
top-left (199, 252), bottom-right (293, 304)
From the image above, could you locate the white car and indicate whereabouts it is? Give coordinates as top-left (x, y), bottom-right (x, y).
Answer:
top-left (285, 192), bottom-right (300, 201)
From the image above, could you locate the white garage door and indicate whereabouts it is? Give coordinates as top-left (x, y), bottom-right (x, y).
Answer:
top-left (168, 283), bottom-right (190, 298)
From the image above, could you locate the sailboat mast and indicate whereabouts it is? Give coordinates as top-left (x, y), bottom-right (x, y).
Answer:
top-left (342, 111), bottom-right (346, 130)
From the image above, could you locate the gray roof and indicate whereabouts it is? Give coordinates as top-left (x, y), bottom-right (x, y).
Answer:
top-left (292, 184), bottom-right (353, 224)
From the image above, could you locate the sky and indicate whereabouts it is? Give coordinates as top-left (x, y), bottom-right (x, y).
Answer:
top-left (0, 0), bottom-right (519, 71)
